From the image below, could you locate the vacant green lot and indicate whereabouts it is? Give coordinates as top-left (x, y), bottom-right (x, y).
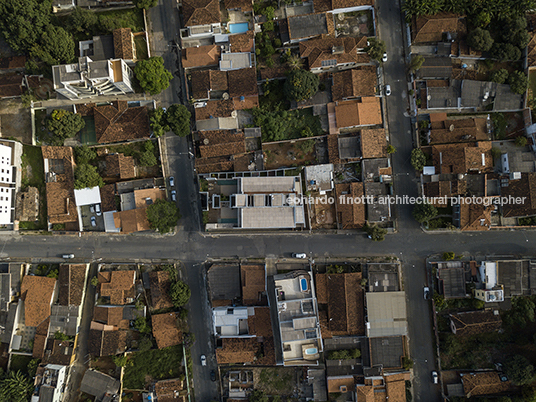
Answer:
top-left (10, 355), bottom-right (33, 374)
top-left (98, 8), bottom-right (145, 32)
top-left (123, 345), bottom-right (184, 389)
top-left (253, 108), bottom-right (323, 142)
top-left (20, 145), bottom-right (47, 230)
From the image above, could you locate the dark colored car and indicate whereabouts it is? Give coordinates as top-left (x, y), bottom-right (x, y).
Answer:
top-left (210, 370), bottom-right (216, 382)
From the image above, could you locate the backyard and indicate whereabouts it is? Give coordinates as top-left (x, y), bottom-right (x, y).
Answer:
top-left (97, 8), bottom-right (145, 33)
top-left (253, 367), bottom-right (296, 396)
top-left (19, 145), bottom-right (47, 231)
top-left (262, 139), bottom-right (318, 169)
top-left (123, 345), bottom-right (184, 389)
top-left (253, 108), bottom-right (323, 142)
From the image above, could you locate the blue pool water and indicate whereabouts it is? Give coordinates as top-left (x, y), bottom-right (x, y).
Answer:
top-left (300, 278), bottom-right (308, 292)
top-left (229, 22), bottom-right (249, 34)
top-left (305, 347), bottom-right (318, 355)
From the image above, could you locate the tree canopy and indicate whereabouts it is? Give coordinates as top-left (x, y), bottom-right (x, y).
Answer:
top-left (505, 355), bottom-right (535, 385)
top-left (410, 148), bottom-right (427, 171)
top-left (489, 43), bottom-right (521, 61)
top-left (75, 145), bottom-right (97, 165)
top-left (149, 107), bottom-right (170, 137)
top-left (133, 0), bottom-right (158, 9)
top-left (508, 71), bottom-right (528, 95)
top-left (490, 68), bottom-right (509, 84)
top-left (327, 349), bottom-right (361, 360)
top-left (409, 55), bottom-right (425, 72)
top-left (412, 202), bottom-right (438, 223)
top-left (30, 25), bottom-right (75, 65)
top-left (0, 370), bottom-right (33, 402)
top-left (134, 57), bottom-right (173, 95)
top-left (166, 104), bottom-right (191, 137)
top-left (467, 28), bottom-right (494, 51)
top-left (364, 224), bottom-right (387, 241)
top-left (74, 163), bottom-right (104, 189)
top-left (146, 199), bottom-right (180, 233)
top-left (365, 38), bottom-right (386, 62)
top-left (284, 69), bottom-right (319, 102)
top-left (170, 280), bottom-right (191, 308)
top-left (46, 109), bottom-right (85, 145)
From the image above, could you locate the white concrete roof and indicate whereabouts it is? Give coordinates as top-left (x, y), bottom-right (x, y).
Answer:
top-left (74, 186), bottom-right (101, 207)
top-left (365, 291), bottom-right (408, 337)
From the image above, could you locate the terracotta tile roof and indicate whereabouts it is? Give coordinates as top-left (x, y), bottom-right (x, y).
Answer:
top-left (105, 153), bottom-right (136, 179)
top-left (228, 68), bottom-right (258, 97)
top-left (411, 13), bottom-right (460, 44)
top-left (316, 273), bottom-right (365, 336)
top-left (0, 56), bottom-right (26, 70)
top-left (93, 306), bottom-right (128, 329)
top-left (335, 182), bottom-right (365, 229)
top-left (44, 339), bottom-right (74, 366)
top-left (429, 116), bottom-right (488, 144)
top-left (423, 180), bottom-right (466, 199)
top-left (155, 379), bottom-right (185, 401)
top-left (334, 98), bottom-right (382, 128)
top-left (197, 130), bottom-right (246, 158)
top-left (247, 307), bottom-right (272, 337)
top-left (318, 310), bottom-right (332, 338)
top-left (355, 385), bottom-right (374, 401)
top-left (98, 270), bottom-right (136, 305)
top-left (100, 184), bottom-right (117, 212)
top-left (327, 376), bottom-right (355, 393)
top-left (88, 328), bottom-right (127, 356)
top-left (241, 265), bottom-right (266, 305)
top-left (0, 74), bottom-right (23, 97)
top-left (21, 276), bottom-right (56, 327)
top-left (182, 0), bottom-right (221, 27)
top-left (315, 274), bottom-right (328, 303)
top-left (233, 94), bottom-right (259, 110)
top-left (216, 337), bottom-right (257, 364)
top-left (113, 207), bottom-right (152, 233)
top-left (113, 28), bottom-right (133, 60)
top-left (148, 271), bottom-right (174, 310)
top-left (224, 0), bottom-right (252, 11)
top-left (361, 129), bottom-right (386, 158)
top-left (33, 317), bottom-right (50, 358)
top-left (431, 142), bottom-right (493, 174)
top-left (384, 373), bottom-right (410, 402)
top-left (134, 187), bottom-right (167, 209)
top-left (195, 99), bottom-right (235, 121)
top-left (528, 31), bottom-right (536, 67)
top-left (260, 65), bottom-right (289, 80)
top-left (58, 264), bottom-right (87, 306)
top-left (313, 0), bottom-right (373, 12)
top-left (332, 66), bottom-right (377, 101)
top-left (461, 372), bottom-right (510, 398)
top-left (459, 202), bottom-right (493, 231)
top-left (42, 146), bottom-right (78, 225)
top-left (328, 135), bottom-right (341, 163)
top-left (152, 312), bottom-right (183, 349)
top-left (300, 37), bottom-right (367, 69)
top-left (190, 70), bottom-right (228, 99)
top-left (450, 310), bottom-right (502, 336)
top-left (229, 31), bottom-right (254, 52)
top-left (182, 45), bottom-right (221, 69)
top-left (195, 156), bottom-right (234, 173)
top-left (501, 173), bottom-right (536, 218)
top-left (90, 101), bottom-right (150, 144)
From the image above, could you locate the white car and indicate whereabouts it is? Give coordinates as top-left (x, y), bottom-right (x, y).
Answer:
top-left (382, 52), bottom-right (387, 62)
top-left (171, 190), bottom-right (177, 202)
top-left (385, 85), bottom-right (391, 96)
top-left (169, 176), bottom-right (175, 187)
top-left (95, 204), bottom-right (101, 216)
top-left (424, 287), bottom-right (430, 300)
top-left (90, 216), bottom-right (97, 227)
top-left (432, 371), bottom-right (438, 384)
top-left (62, 254), bottom-right (75, 259)
top-left (292, 253), bottom-right (307, 259)
top-left (201, 355), bottom-right (206, 366)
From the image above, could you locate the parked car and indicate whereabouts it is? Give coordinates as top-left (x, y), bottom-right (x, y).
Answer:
top-left (424, 287), bottom-right (430, 300)
top-left (171, 190), bottom-right (176, 202)
top-left (292, 253), bottom-right (307, 259)
top-left (432, 371), bottom-right (438, 384)
top-left (90, 216), bottom-right (97, 227)
top-left (382, 52), bottom-right (387, 62)
top-left (169, 176), bottom-right (175, 187)
top-left (89, 205), bottom-right (95, 213)
top-left (201, 355), bottom-right (206, 366)
top-left (385, 84), bottom-right (391, 96)
top-left (210, 370), bottom-right (216, 382)
top-left (62, 254), bottom-right (75, 259)
top-left (95, 204), bottom-right (101, 216)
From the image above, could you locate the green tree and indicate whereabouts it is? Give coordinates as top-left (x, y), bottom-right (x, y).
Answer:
top-left (133, 0), bottom-right (158, 9)
top-left (54, 331), bottom-right (70, 341)
top-left (75, 145), bottom-right (97, 164)
top-left (490, 43), bottom-right (521, 61)
top-left (472, 299), bottom-right (485, 309)
top-left (249, 390), bottom-right (269, 402)
top-left (410, 148), bottom-right (427, 171)
top-left (490, 68), bottom-right (509, 84)
top-left (264, 6), bottom-right (275, 20)
top-left (47, 267), bottom-right (59, 279)
top-left (46, 109), bottom-right (85, 145)
top-left (364, 224), bottom-right (387, 242)
top-left (402, 357), bottom-right (414, 370)
top-left (442, 252), bottom-right (455, 261)
top-left (138, 336), bottom-right (153, 352)
top-left (134, 57), bottom-right (173, 95)
top-left (68, 7), bottom-right (99, 36)
top-left (74, 163), bottom-right (104, 189)
top-left (433, 293), bottom-right (446, 310)
top-left (31, 25), bottom-right (75, 65)
top-left (505, 296), bottom-right (536, 328)
top-left (505, 355), bottom-right (535, 385)
top-left (169, 280), bottom-right (191, 308)
top-left (146, 199), bottom-right (180, 233)
top-left (112, 354), bottom-right (128, 367)
top-left (467, 28), bottom-right (494, 52)
top-left (473, 11), bottom-right (491, 28)
top-left (509, 71), bottom-right (528, 95)
top-left (27, 359), bottom-right (40, 378)
top-left (139, 142), bottom-right (158, 166)
top-left (0, 370), bottom-right (33, 402)
top-left (149, 107), bottom-right (170, 137)
top-left (284, 69), bottom-right (319, 102)
top-left (90, 276), bottom-right (99, 287)
top-left (262, 21), bottom-right (274, 31)
top-left (387, 144), bottom-right (396, 154)
top-left (365, 38), bottom-right (386, 62)
top-left (409, 55), bottom-right (425, 72)
top-left (133, 317), bottom-right (151, 334)
top-left (166, 104), bottom-right (191, 137)
top-left (0, 0), bottom-right (51, 53)
top-left (286, 55), bottom-right (303, 70)
top-left (327, 349), bottom-right (361, 360)
top-left (516, 136), bottom-right (528, 147)
top-left (413, 202), bottom-right (438, 223)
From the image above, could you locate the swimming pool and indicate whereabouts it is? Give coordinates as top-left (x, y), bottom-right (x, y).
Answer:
top-left (300, 277), bottom-right (308, 292)
top-left (305, 347), bottom-right (318, 355)
top-left (229, 22), bottom-right (249, 34)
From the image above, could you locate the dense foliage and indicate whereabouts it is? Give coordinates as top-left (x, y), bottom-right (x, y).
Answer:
top-left (149, 107), bottom-right (170, 137)
top-left (166, 104), bottom-right (191, 137)
top-left (46, 109), bottom-right (85, 146)
top-left (134, 57), bottom-right (173, 95)
top-left (146, 199), bottom-right (180, 233)
top-left (74, 163), bottom-right (104, 189)
top-left (412, 202), bottom-right (438, 223)
top-left (170, 280), bottom-right (191, 308)
top-left (283, 69), bottom-right (319, 102)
